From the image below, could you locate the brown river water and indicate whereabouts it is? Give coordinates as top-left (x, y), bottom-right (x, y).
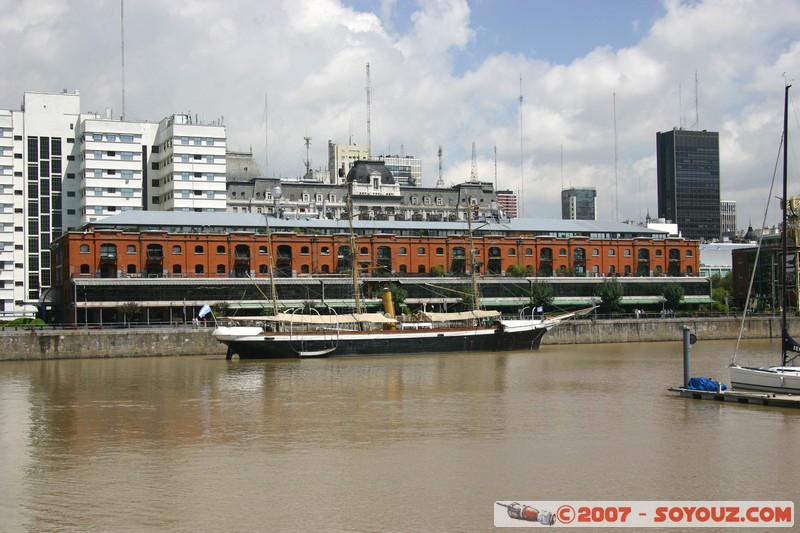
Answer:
top-left (0, 339), bottom-right (797, 532)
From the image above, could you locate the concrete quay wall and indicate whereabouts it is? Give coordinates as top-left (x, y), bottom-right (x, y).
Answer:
top-left (0, 316), bottom-right (792, 361)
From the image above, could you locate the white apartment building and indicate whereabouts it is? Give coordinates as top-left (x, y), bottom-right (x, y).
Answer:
top-left (0, 90), bottom-right (228, 318)
top-left (76, 116), bottom-right (157, 224)
top-left (151, 114), bottom-right (227, 212)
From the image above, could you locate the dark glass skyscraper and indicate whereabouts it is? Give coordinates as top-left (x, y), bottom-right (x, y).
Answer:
top-left (561, 187), bottom-right (596, 220)
top-left (656, 129), bottom-right (720, 241)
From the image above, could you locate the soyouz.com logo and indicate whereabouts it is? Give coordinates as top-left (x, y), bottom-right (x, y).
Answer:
top-left (494, 501), bottom-right (794, 528)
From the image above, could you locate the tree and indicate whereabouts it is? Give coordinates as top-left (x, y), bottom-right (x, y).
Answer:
top-left (663, 283), bottom-right (685, 311)
top-left (213, 302), bottom-right (230, 317)
top-left (383, 282), bottom-right (407, 309)
top-left (529, 280), bottom-right (554, 310)
top-left (597, 278), bottom-right (623, 313)
top-left (118, 302), bottom-right (140, 327)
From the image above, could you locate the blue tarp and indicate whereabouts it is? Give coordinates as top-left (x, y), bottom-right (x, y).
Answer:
top-left (687, 377), bottom-right (727, 391)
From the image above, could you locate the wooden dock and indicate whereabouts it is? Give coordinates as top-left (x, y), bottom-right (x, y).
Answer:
top-left (670, 387), bottom-right (800, 409)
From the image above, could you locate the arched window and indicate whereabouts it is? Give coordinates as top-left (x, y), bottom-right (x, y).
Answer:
top-left (418, 247), bottom-right (426, 256)
top-left (301, 264), bottom-right (309, 274)
top-left (100, 243), bottom-right (117, 258)
top-left (259, 265), bottom-right (268, 274)
top-left (321, 265), bottom-right (330, 273)
top-left (360, 246), bottom-right (369, 255)
top-left (195, 245), bottom-right (204, 254)
top-left (127, 245), bottom-right (136, 253)
top-left (80, 264), bottom-right (90, 274)
top-left (216, 245), bottom-right (225, 254)
top-left (173, 264), bottom-right (182, 274)
top-left (418, 265), bottom-right (426, 273)
top-left (399, 264), bottom-right (407, 273)
top-left (195, 264), bottom-right (204, 274)
top-left (451, 247), bottom-right (466, 274)
top-left (172, 245), bottom-right (182, 254)
top-left (80, 244), bottom-right (90, 253)
top-left (259, 246), bottom-right (268, 254)
top-left (217, 264), bottom-right (225, 274)
top-left (301, 246), bottom-right (310, 255)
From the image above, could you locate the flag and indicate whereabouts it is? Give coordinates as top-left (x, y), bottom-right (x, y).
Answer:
top-left (198, 304), bottom-right (212, 318)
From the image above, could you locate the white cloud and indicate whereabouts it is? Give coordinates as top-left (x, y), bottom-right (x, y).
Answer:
top-left (1, 0), bottom-right (799, 232)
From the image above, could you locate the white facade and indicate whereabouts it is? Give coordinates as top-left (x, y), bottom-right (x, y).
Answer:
top-left (151, 114), bottom-right (227, 212)
top-left (0, 109), bottom-right (19, 316)
top-left (76, 116), bottom-right (158, 224)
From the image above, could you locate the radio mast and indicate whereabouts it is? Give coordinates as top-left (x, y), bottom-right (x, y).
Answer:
top-left (366, 63), bottom-right (372, 158)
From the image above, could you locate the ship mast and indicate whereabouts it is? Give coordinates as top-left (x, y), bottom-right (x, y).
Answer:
top-left (264, 214), bottom-right (279, 316)
top-left (781, 83), bottom-right (791, 366)
top-left (467, 200), bottom-right (480, 311)
top-left (347, 176), bottom-right (362, 314)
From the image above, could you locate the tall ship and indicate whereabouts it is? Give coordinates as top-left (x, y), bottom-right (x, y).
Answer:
top-left (213, 162), bottom-right (587, 359)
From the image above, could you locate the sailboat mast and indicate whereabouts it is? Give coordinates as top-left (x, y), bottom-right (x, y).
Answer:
top-left (782, 83), bottom-right (791, 366)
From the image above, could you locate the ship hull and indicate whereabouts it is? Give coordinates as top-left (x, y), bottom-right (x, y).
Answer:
top-left (728, 364), bottom-right (800, 394)
top-left (213, 322), bottom-right (550, 359)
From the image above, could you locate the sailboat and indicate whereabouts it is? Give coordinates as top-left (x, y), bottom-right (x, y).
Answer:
top-left (728, 84), bottom-right (800, 394)
top-left (212, 162), bottom-right (589, 359)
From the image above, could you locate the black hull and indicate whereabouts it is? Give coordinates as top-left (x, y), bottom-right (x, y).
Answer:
top-left (220, 327), bottom-right (548, 359)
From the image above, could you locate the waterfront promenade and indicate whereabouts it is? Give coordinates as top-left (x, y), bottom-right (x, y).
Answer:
top-left (0, 315), bottom-right (793, 361)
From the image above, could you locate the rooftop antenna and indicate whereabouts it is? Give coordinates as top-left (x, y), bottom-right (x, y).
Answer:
top-left (264, 92), bottom-right (269, 176)
top-left (436, 146), bottom-right (444, 188)
top-left (519, 73), bottom-right (525, 217)
top-left (120, 0), bottom-right (125, 120)
top-left (692, 70), bottom-right (700, 130)
top-left (470, 142), bottom-right (478, 182)
top-left (366, 63), bottom-right (372, 158)
top-left (304, 136), bottom-right (312, 177)
top-left (613, 91), bottom-right (619, 222)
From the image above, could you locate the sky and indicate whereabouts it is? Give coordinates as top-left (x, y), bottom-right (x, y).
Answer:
top-left (1, 0), bottom-right (800, 232)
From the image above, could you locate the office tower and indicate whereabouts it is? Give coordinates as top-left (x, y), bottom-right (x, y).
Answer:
top-left (561, 187), bottom-right (597, 220)
top-left (720, 200), bottom-right (736, 239)
top-left (656, 129), bottom-right (721, 241)
top-left (378, 154), bottom-right (422, 187)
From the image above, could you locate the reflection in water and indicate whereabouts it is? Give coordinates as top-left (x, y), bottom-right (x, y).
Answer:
top-left (0, 340), bottom-right (798, 532)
